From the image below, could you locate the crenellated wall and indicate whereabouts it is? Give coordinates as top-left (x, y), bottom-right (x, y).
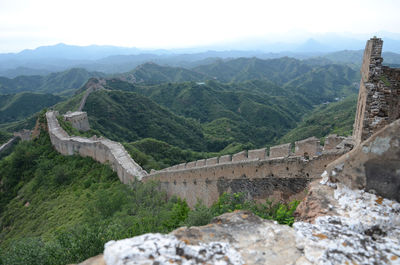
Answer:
top-left (145, 138), bottom-right (350, 207)
top-left (46, 111), bottom-right (147, 183)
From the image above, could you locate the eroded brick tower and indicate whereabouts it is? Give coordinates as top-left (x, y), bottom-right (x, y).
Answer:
top-left (353, 37), bottom-right (400, 144)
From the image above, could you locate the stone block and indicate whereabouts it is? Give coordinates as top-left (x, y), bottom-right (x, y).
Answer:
top-left (186, 161), bottom-right (196, 168)
top-left (206, 157), bottom-right (218, 166)
top-left (232, 151), bottom-right (248, 162)
top-left (196, 159), bottom-right (206, 167)
top-left (64, 111), bottom-right (90, 131)
top-left (324, 134), bottom-right (345, 150)
top-left (177, 163), bottom-right (187, 170)
top-left (219, 155), bottom-right (232, 163)
top-left (269, 143), bottom-right (291, 158)
top-left (295, 137), bottom-right (322, 158)
top-left (169, 165), bottom-right (179, 171)
top-left (326, 119), bottom-right (400, 202)
top-left (248, 148), bottom-right (267, 160)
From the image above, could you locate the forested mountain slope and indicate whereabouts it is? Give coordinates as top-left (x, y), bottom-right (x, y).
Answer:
top-left (0, 68), bottom-right (105, 95)
top-left (0, 92), bottom-right (62, 125)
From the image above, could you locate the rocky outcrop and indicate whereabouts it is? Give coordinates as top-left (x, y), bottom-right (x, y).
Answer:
top-left (46, 111), bottom-right (147, 182)
top-left (325, 118), bottom-right (400, 202)
top-left (83, 185), bottom-right (400, 265)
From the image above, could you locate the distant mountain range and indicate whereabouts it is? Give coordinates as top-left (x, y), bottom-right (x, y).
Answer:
top-left (1, 37), bottom-right (400, 77)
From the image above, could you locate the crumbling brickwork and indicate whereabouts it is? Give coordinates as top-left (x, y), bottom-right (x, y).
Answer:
top-left (353, 37), bottom-right (400, 144)
top-left (64, 111), bottom-right (90, 131)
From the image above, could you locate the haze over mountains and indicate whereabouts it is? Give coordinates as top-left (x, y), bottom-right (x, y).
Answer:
top-left (1, 35), bottom-right (400, 77)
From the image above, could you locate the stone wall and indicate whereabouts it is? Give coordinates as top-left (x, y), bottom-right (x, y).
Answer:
top-left (269, 143), bottom-right (291, 158)
top-left (294, 137), bottom-right (322, 157)
top-left (145, 146), bottom-right (347, 207)
top-left (353, 37), bottom-right (400, 144)
top-left (64, 111), bottom-right (90, 131)
top-left (0, 137), bottom-right (18, 155)
top-left (78, 78), bottom-right (106, 111)
top-left (325, 118), bottom-right (400, 202)
top-left (46, 111), bottom-right (147, 183)
top-left (13, 129), bottom-right (32, 141)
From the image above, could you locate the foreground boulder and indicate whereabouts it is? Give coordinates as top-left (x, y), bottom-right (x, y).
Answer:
top-left (325, 119), bottom-right (400, 202)
top-left (79, 183), bottom-right (400, 265)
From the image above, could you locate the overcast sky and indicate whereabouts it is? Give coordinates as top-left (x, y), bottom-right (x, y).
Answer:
top-left (0, 0), bottom-right (399, 52)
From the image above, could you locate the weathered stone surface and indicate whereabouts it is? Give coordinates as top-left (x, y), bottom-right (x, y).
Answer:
top-left (205, 157), bottom-right (218, 165)
top-left (195, 159), bottom-right (206, 167)
top-left (13, 129), bottom-right (32, 141)
top-left (269, 143), bottom-right (291, 158)
top-left (232, 150), bottom-right (247, 162)
top-left (46, 111), bottom-right (147, 183)
top-left (325, 119), bottom-right (400, 201)
top-left (64, 111), bottom-right (90, 132)
top-left (323, 134), bottom-right (345, 150)
top-left (353, 37), bottom-right (400, 144)
top-left (177, 163), bottom-right (186, 170)
top-left (104, 232), bottom-right (243, 265)
top-left (146, 152), bottom-right (344, 207)
top-left (294, 178), bottom-right (338, 223)
top-left (218, 155), bottom-right (231, 163)
top-left (98, 185), bottom-right (400, 265)
top-left (102, 211), bottom-right (301, 265)
top-left (295, 137), bottom-right (322, 158)
top-left (186, 161), bottom-right (196, 168)
top-left (295, 183), bottom-right (400, 265)
top-left (247, 148), bottom-right (267, 160)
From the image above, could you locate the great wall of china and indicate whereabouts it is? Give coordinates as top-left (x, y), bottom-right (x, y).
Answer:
top-left (41, 37), bottom-right (400, 207)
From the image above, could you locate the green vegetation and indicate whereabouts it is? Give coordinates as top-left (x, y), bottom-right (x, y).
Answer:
top-left (186, 193), bottom-right (299, 227)
top-left (0, 126), bottom-right (192, 264)
top-left (123, 138), bottom-right (215, 171)
top-left (56, 116), bottom-right (101, 138)
top-left (0, 131), bottom-right (12, 145)
top-left (0, 93), bottom-right (61, 125)
top-left (0, 68), bottom-right (105, 95)
top-left (120, 62), bottom-right (208, 85)
top-left (280, 95), bottom-right (357, 143)
top-left (83, 90), bottom-right (207, 151)
top-left (0, 125), bottom-right (299, 265)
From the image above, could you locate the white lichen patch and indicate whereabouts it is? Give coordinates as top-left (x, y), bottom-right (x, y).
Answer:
top-left (362, 136), bottom-right (391, 155)
top-left (294, 184), bottom-right (400, 265)
top-left (104, 233), bottom-right (244, 265)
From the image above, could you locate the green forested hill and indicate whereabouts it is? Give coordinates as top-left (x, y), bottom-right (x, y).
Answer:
top-left (102, 79), bottom-right (312, 149)
top-left (82, 90), bottom-right (207, 151)
top-left (120, 62), bottom-right (209, 85)
top-left (283, 64), bottom-right (359, 103)
top-left (193, 57), bottom-right (313, 84)
top-left (279, 95), bottom-right (357, 143)
top-left (0, 92), bottom-right (62, 125)
top-left (0, 126), bottom-right (194, 264)
top-left (0, 68), bottom-right (105, 95)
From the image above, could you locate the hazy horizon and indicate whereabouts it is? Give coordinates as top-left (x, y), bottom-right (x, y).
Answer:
top-left (1, 0), bottom-right (400, 53)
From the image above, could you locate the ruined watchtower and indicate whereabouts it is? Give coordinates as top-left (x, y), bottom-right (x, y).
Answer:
top-left (63, 111), bottom-right (90, 131)
top-left (353, 37), bottom-right (400, 144)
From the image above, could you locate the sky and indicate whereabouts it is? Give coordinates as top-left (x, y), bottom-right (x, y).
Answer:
top-left (0, 0), bottom-right (400, 53)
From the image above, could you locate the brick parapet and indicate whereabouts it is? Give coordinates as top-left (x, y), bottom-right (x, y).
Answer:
top-left (46, 111), bottom-right (147, 183)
